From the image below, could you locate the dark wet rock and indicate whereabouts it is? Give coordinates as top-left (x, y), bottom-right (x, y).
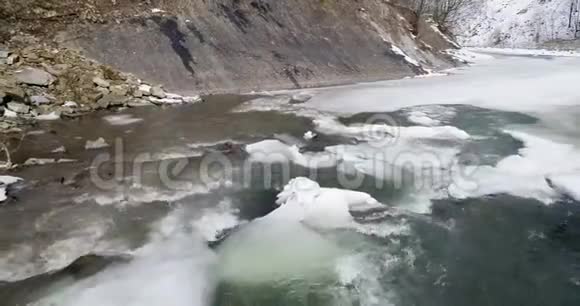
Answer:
top-left (6, 102), bottom-right (30, 114)
top-left (13, 67), bottom-right (55, 86)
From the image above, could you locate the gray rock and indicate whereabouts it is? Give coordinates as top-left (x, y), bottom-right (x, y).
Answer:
top-left (137, 84), bottom-right (152, 96)
top-left (88, 91), bottom-right (104, 103)
top-left (151, 86), bottom-right (166, 98)
top-left (127, 99), bottom-right (153, 107)
top-left (96, 87), bottom-right (110, 96)
top-left (0, 50), bottom-right (9, 58)
top-left (14, 67), bottom-right (56, 86)
top-left (0, 91), bottom-right (5, 102)
top-left (41, 63), bottom-right (64, 76)
top-left (6, 54), bottom-right (19, 65)
top-left (110, 84), bottom-right (129, 96)
top-left (96, 94), bottom-right (127, 109)
top-left (29, 95), bottom-right (51, 105)
top-left (132, 89), bottom-right (144, 98)
top-left (93, 77), bottom-right (111, 88)
top-left (290, 93), bottom-right (313, 104)
top-left (7, 102), bottom-right (30, 114)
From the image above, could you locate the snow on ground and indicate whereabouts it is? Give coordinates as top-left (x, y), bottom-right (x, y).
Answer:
top-left (390, 44), bottom-right (421, 67)
top-left (468, 47), bottom-right (580, 57)
top-left (454, 0), bottom-right (578, 47)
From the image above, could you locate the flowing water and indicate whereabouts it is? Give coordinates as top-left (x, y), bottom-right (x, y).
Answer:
top-left (1, 54), bottom-right (580, 306)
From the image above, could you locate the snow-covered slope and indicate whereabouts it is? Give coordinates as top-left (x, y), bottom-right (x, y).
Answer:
top-left (454, 0), bottom-right (579, 47)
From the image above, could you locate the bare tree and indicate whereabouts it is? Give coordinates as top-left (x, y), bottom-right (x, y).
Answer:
top-left (407, 0), bottom-right (472, 29)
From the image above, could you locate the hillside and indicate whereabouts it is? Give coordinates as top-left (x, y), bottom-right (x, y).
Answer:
top-left (1, 0), bottom-right (459, 94)
top-left (453, 0), bottom-right (580, 48)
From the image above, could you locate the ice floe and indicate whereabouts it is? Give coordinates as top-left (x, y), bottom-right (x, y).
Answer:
top-left (0, 175), bottom-right (21, 202)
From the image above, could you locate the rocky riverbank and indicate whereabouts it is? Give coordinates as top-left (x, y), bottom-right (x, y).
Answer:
top-left (0, 34), bottom-right (201, 134)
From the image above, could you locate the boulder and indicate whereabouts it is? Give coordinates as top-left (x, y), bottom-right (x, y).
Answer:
top-left (14, 67), bottom-right (56, 86)
top-left (87, 91), bottom-right (105, 103)
top-left (127, 99), bottom-right (153, 107)
top-left (289, 93), bottom-right (313, 104)
top-left (3, 109), bottom-right (18, 118)
top-left (138, 84), bottom-right (152, 96)
top-left (96, 94), bottom-right (127, 109)
top-left (64, 101), bottom-right (78, 108)
top-left (93, 77), bottom-right (111, 88)
top-left (148, 97), bottom-right (182, 105)
top-left (151, 86), bottom-right (166, 98)
top-left (41, 63), bottom-right (65, 76)
top-left (6, 102), bottom-right (30, 114)
top-left (96, 87), bottom-right (110, 96)
top-left (6, 54), bottom-right (18, 65)
top-left (29, 95), bottom-right (51, 105)
top-left (110, 84), bottom-right (130, 96)
top-left (0, 50), bottom-right (9, 58)
top-left (0, 79), bottom-right (26, 102)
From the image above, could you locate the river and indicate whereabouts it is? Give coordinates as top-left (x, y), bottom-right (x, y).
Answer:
top-left (1, 51), bottom-right (579, 306)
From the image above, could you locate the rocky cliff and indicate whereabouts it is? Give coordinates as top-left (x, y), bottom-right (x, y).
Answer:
top-left (2, 0), bottom-right (457, 94)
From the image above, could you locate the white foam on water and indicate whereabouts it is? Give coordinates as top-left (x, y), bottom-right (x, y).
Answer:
top-left (0, 220), bottom-right (120, 282)
top-left (73, 182), bottom-right (224, 207)
top-left (32, 212), bottom-right (217, 306)
top-left (0, 175), bottom-right (21, 202)
top-left (103, 114), bottom-right (144, 126)
top-left (192, 199), bottom-right (246, 242)
top-left (448, 130), bottom-right (580, 204)
top-left (85, 138), bottom-right (110, 150)
top-left (548, 173), bottom-right (580, 202)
